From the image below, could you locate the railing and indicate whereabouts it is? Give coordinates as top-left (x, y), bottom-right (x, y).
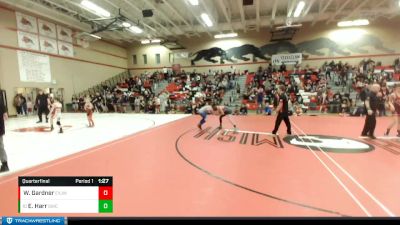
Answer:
top-left (74, 70), bottom-right (131, 97)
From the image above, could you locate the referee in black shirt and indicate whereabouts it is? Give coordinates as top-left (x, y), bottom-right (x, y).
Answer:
top-left (272, 85), bottom-right (292, 135)
top-left (35, 89), bottom-right (50, 123)
top-left (361, 84), bottom-right (380, 139)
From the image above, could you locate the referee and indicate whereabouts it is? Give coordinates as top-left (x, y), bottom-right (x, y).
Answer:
top-left (272, 85), bottom-right (292, 135)
top-left (361, 84), bottom-right (380, 139)
top-left (35, 89), bottom-right (50, 123)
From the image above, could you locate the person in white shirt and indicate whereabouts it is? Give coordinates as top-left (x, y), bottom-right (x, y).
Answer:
top-left (26, 97), bottom-right (33, 115)
top-left (49, 98), bottom-right (63, 133)
top-left (154, 96), bottom-right (161, 114)
top-left (134, 97), bottom-right (141, 113)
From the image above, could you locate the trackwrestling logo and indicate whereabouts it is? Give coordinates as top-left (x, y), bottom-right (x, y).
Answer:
top-left (1, 217), bottom-right (64, 225)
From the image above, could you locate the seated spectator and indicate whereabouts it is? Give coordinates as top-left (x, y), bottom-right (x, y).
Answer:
top-left (293, 102), bottom-right (303, 116)
top-left (264, 104), bottom-right (272, 115)
top-left (340, 99), bottom-right (350, 116)
top-left (240, 104), bottom-right (248, 115)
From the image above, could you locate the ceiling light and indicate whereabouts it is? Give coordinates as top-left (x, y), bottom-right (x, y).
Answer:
top-left (293, 1), bottom-right (305, 18)
top-left (337, 19), bottom-right (369, 27)
top-left (214, 33), bottom-right (238, 39)
top-left (122, 22), bottom-right (131, 28)
top-left (89, 34), bottom-right (101, 39)
top-left (141, 40), bottom-right (151, 44)
top-left (129, 26), bottom-right (143, 34)
top-left (151, 39), bottom-right (161, 43)
top-left (200, 13), bottom-right (213, 27)
top-left (188, 0), bottom-right (199, 6)
top-left (352, 19), bottom-right (369, 26)
top-left (337, 21), bottom-right (353, 27)
top-left (80, 0), bottom-right (110, 18)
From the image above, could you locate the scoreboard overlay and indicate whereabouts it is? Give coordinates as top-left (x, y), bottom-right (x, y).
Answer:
top-left (18, 177), bottom-right (113, 213)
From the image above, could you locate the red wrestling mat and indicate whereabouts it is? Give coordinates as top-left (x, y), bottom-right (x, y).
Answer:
top-left (0, 115), bottom-right (399, 217)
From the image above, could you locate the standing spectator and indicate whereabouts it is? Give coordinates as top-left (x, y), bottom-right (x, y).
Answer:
top-left (13, 94), bottom-right (22, 115)
top-left (154, 95), bottom-right (161, 114)
top-left (20, 94), bottom-right (27, 116)
top-left (0, 96), bottom-right (8, 172)
top-left (72, 95), bottom-right (79, 112)
top-left (256, 85), bottom-right (265, 114)
top-left (35, 90), bottom-right (50, 123)
top-left (163, 66), bottom-right (168, 80)
top-left (26, 97), bottom-right (33, 115)
top-left (134, 97), bottom-right (141, 113)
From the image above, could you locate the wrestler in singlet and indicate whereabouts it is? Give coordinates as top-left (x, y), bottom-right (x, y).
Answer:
top-left (385, 85), bottom-right (400, 136)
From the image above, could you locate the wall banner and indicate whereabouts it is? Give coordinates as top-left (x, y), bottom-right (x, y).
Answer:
top-left (272, 53), bottom-right (302, 65)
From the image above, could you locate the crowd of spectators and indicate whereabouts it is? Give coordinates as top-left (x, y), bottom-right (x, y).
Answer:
top-left (69, 58), bottom-right (399, 117)
top-left (243, 58), bottom-right (398, 117)
top-left (71, 69), bottom-right (242, 115)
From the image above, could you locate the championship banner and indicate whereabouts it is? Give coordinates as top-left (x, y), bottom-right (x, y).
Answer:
top-left (56, 25), bottom-right (73, 43)
top-left (16, 12), bottom-right (38, 33)
top-left (17, 31), bottom-right (39, 51)
top-left (272, 53), bottom-right (302, 65)
top-left (57, 41), bottom-right (74, 57)
top-left (39, 36), bottom-right (58, 55)
top-left (38, 19), bottom-right (57, 39)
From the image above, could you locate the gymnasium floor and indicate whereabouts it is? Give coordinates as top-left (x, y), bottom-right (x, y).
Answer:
top-left (0, 113), bottom-right (399, 217)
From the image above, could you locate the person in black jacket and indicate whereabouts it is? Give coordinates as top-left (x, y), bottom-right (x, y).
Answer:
top-left (35, 90), bottom-right (49, 123)
top-left (0, 96), bottom-right (9, 173)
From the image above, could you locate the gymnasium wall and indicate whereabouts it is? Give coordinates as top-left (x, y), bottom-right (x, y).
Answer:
top-left (0, 6), bottom-right (128, 115)
top-left (127, 18), bottom-right (400, 75)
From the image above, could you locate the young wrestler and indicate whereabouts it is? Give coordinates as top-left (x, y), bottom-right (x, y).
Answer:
top-left (197, 104), bottom-right (217, 130)
top-left (84, 98), bottom-right (95, 127)
top-left (49, 97), bottom-right (63, 133)
top-left (385, 84), bottom-right (400, 137)
top-left (214, 105), bottom-right (236, 129)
